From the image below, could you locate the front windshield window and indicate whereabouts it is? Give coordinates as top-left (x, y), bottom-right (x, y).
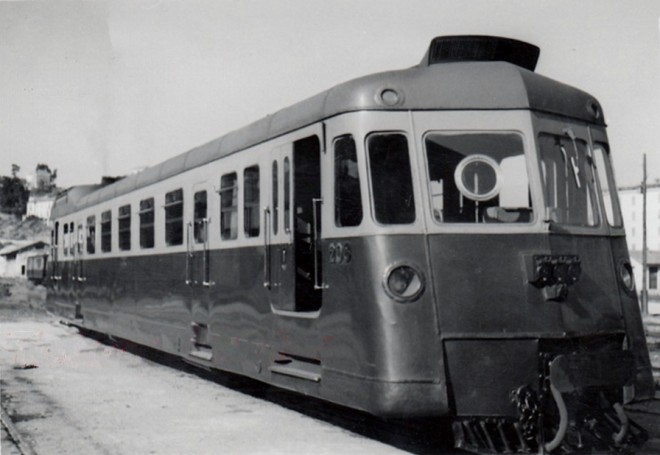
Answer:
top-left (424, 132), bottom-right (532, 223)
top-left (538, 133), bottom-right (599, 227)
top-left (592, 143), bottom-right (623, 227)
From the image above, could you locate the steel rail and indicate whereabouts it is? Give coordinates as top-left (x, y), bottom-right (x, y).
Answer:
top-left (1, 404), bottom-right (38, 455)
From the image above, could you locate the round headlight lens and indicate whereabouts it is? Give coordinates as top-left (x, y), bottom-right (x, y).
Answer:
top-left (619, 262), bottom-right (635, 293)
top-left (384, 265), bottom-right (424, 302)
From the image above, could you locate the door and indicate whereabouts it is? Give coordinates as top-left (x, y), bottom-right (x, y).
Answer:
top-left (72, 222), bottom-right (85, 318)
top-left (268, 135), bottom-right (324, 313)
top-left (49, 222), bottom-right (61, 289)
top-left (188, 184), bottom-right (213, 358)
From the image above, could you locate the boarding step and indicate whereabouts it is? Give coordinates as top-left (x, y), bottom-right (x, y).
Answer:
top-left (189, 345), bottom-right (213, 362)
top-left (269, 355), bottom-right (321, 382)
top-left (189, 322), bottom-right (213, 362)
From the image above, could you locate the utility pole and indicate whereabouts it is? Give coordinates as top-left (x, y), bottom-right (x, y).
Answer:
top-left (641, 153), bottom-right (648, 315)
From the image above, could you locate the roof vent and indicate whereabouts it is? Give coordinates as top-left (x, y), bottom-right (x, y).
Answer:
top-left (422, 35), bottom-right (540, 71)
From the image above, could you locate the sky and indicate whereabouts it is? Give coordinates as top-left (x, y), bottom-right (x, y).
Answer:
top-left (1, 0), bottom-right (659, 188)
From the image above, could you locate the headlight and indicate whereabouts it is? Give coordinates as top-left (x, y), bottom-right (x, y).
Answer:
top-left (619, 261), bottom-right (635, 294)
top-left (383, 263), bottom-right (425, 302)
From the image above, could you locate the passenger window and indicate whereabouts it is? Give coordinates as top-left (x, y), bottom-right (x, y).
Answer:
top-left (139, 198), bottom-right (155, 248)
top-left (367, 133), bottom-right (415, 224)
top-left (220, 173), bottom-right (238, 240)
top-left (118, 204), bottom-right (131, 251)
top-left (53, 222), bottom-right (59, 259)
top-left (194, 190), bottom-right (207, 243)
top-left (101, 210), bottom-right (112, 252)
top-left (244, 165), bottom-right (260, 237)
top-left (63, 223), bottom-right (69, 256)
top-left (334, 135), bottom-right (363, 227)
top-left (69, 222), bottom-right (75, 255)
top-left (165, 189), bottom-right (184, 246)
top-left (77, 224), bottom-right (83, 255)
top-left (86, 216), bottom-right (95, 254)
top-left (284, 157), bottom-right (291, 233)
top-left (272, 161), bottom-right (279, 235)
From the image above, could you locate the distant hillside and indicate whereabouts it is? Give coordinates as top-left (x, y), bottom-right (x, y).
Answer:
top-left (0, 213), bottom-right (50, 243)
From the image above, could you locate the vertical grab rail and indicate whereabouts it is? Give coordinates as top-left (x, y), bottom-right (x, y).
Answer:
top-left (202, 218), bottom-right (214, 287)
top-left (312, 198), bottom-right (327, 290)
top-left (263, 207), bottom-right (271, 289)
top-left (77, 258), bottom-right (86, 282)
top-left (77, 232), bottom-right (86, 282)
top-left (185, 222), bottom-right (193, 285)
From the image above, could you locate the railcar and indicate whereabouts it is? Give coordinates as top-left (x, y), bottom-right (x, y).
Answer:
top-left (47, 36), bottom-right (654, 453)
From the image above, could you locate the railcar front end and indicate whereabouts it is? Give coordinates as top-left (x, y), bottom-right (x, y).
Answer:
top-left (318, 38), bottom-right (654, 453)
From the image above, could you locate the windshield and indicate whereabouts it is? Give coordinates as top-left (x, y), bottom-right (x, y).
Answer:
top-left (424, 132), bottom-right (533, 223)
top-left (592, 142), bottom-right (623, 227)
top-left (538, 133), bottom-right (600, 227)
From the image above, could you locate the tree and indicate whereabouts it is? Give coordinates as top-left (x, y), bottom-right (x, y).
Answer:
top-left (0, 175), bottom-right (29, 216)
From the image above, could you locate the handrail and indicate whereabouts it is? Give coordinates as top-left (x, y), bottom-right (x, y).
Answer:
top-left (312, 198), bottom-right (327, 290)
top-left (201, 218), bottom-right (214, 287)
top-left (263, 207), bottom-right (271, 289)
top-left (185, 222), bottom-right (192, 285)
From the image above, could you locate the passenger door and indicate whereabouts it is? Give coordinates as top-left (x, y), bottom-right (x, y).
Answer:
top-left (267, 145), bottom-right (294, 310)
top-left (268, 134), bottom-right (324, 313)
top-left (188, 183), bottom-right (213, 359)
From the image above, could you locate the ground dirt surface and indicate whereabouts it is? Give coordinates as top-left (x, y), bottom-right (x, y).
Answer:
top-left (1, 278), bottom-right (659, 454)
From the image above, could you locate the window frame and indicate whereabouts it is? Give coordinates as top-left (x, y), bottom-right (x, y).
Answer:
top-left (193, 190), bottom-right (208, 244)
top-left (366, 131), bottom-right (416, 226)
top-left (118, 204), bottom-right (131, 251)
top-left (101, 210), bottom-right (112, 253)
top-left (86, 215), bottom-right (96, 255)
top-left (272, 160), bottom-right (279, 235)
top-left (333, 134), bottom-right (363, 228)
top-left (139, 197), bottom-right (155, 249)
top-left (63, 222), bottom-right (69, 256)
top-left (220, 172), bottom-right (239, 240)
top-left (243, 165), bottom-right (260, 238)
top-left (164, 189), bottom-right (184, 246)
top-left (422, 130), bottom-right (533, 226)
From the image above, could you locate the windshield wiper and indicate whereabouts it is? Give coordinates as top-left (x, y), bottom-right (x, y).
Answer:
top-left (562, 128), bottom-right (581, 188)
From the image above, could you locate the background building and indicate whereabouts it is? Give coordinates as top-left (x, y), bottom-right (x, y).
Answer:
top-left (25, 193), bottom-right (56, 223)
top-left (619, 182), bottom-right (660, 314)
top-left (0, 240), bottom-right (48, 278)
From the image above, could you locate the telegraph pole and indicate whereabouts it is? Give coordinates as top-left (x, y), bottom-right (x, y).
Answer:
top-left (641, 154), bottom-right (648, 315)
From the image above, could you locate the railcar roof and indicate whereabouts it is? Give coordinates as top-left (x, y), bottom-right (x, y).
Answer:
top-left (52, 60), bottom-right (604, 219)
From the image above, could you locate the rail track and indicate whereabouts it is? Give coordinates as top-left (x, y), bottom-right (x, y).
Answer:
top-left (1, 405), bottom-right (37, 455)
